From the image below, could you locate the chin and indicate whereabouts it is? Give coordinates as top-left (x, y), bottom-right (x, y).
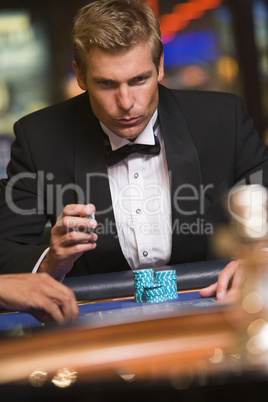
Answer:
top-left (121, 129), bottom-right (143, 141)
top-left (126, 135), bottom-right (139, 141)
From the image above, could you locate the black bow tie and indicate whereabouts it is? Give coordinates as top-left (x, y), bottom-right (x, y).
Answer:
top-left (103, 134), bottom-right (161, 166)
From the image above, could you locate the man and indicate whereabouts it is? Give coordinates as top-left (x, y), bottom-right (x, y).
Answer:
top-left (0, 0), bottom-right (267, 299)
top-left (0, 273), bottom-right (78, 323)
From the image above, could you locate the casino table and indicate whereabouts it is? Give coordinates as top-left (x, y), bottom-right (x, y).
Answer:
top-left (1, 259), bottom-right (268, 402)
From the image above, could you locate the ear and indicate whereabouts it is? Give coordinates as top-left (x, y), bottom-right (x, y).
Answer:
top-left (72, 61), bottom-right (87, 91)
top-left (157, 52), bottom-right (164, 82)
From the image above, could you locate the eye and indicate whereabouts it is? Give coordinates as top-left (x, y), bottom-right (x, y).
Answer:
top-left (97, 80), bottom-right (116, 89)
top-left (129, 74), bottom-right (152, 86)
top-left (132, 76), bottom-right (146, 84)
top-left (101, 80), bottom-right (112, 86)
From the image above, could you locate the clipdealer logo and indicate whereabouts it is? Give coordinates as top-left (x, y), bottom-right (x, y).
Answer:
top-left (4, 170), bottom-right (214, 218)
top-left (5, 169), bottom-right (267, 238)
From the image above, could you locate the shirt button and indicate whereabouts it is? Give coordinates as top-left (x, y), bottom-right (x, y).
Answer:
top-left (134, 173), bottom-right (139, 178)
top-left (143, 251), bottom-right (148, 257)
top-left (136, 208), bottom-right (141, 214)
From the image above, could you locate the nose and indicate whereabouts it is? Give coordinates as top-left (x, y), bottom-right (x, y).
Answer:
top-left (116, 84), bottom-right (134, 112)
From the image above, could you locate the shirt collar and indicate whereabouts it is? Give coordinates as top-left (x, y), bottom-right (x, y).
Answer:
top-left (100, 109), bottom-right (158, 151)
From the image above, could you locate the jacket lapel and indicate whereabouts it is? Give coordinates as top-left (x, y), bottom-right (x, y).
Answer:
top-left (73, 92), bottom-right (129, 273)
top-left (74, 92), bottom-right (109, 208)
top-left (158, 85), bottom-right (207, 263)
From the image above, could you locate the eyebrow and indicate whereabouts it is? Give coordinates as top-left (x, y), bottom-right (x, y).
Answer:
top-left (92, 70), bottom-right (154, 83)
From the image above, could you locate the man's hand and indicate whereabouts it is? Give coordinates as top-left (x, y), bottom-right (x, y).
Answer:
top-left (0, 273), bottom-right (79, 324)
top-left (39, 204), bottom-right (98, 280)
top-left (199, 260), bottom-right (246, 300)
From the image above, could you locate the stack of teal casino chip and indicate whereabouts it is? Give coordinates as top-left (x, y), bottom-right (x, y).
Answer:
top-left (133, 268), bottom-right (178, 303)
top-left (133, 269), bottom-right (155, 302)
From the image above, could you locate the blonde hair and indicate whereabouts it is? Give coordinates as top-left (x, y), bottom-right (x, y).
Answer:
top-left (72, 0), bottom-right (163, 78)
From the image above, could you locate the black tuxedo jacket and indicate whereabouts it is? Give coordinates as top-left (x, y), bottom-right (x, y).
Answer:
top-left (1, 84), bottom-right (268, 275)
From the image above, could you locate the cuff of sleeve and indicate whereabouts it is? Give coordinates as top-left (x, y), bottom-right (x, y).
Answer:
top-left (32, 248), bottom-right (50, 274)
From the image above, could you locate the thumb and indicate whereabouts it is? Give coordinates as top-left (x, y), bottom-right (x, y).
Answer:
top-left (199, 282), bottom-right (217, 298)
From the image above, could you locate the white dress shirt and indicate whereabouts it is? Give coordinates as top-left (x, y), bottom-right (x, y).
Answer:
top-left (101, 109), bottom-right (172, 270)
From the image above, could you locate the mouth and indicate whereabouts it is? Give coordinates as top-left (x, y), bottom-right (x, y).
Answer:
top-left (115, 117), bottom-right (141, 126)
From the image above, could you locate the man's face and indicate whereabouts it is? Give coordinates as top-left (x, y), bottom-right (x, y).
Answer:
top-left (73, 43), bottom-right (164, 140)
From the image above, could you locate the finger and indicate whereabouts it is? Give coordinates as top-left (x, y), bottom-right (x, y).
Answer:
top-left (58, 290), bottom-right (79, 323)
top-left (216, 260), bottom-right (240, 299)
top-left (56, 217), bottom-right (97, 238)
top-left (46, 279), bottom-right (79, 321)
top-left (230, 262), bottom-right (245, 290)
top-left (62, 204), bottom-right (95, 218)
top-left (41, 299), bottom-right (66, 324)
top-left (199, 282), bottom-right (217, 298)
top-left (54, 205), bottom-right (96, 235)
top-left (32, 278), bottom-right (79, 323)
top-left (27, 294), bottom-right (66, 324)
top-left (62, 216), bottom-right (97, 233)
top-left (60, 230), bottom-right (98, 247)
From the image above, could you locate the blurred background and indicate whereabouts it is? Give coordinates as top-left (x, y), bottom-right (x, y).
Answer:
top-left (0, 0), bottom-right (268, 178)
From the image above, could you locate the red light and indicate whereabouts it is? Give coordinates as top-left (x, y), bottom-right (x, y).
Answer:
top-left (145, 0), bottom-right (222, 42)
